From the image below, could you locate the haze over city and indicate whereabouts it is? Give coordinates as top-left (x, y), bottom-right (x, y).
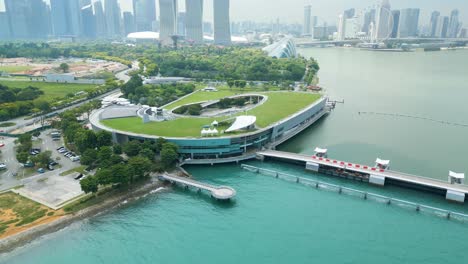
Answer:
top-left (0, 0), bottom-right (467, 23)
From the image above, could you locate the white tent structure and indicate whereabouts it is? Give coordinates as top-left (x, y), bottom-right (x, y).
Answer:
top-left (226, 116), bottom-right (256, 133)
top-left (211, 120), bottom-right (219, 126)
top-left (449, 171), bottom-right (465, 184)
top-left (314, 147), bottom-right (328, 157)
top-left (375, 158), bottom-right (390, 169)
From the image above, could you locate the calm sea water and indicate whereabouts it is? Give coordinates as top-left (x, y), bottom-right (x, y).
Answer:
top-left (3, 48), bottom-right (468, 264)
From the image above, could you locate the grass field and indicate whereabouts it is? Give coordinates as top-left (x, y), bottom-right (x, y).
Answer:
top-left (0, 65), bottom-right (33, 73)
top-left (102, 92), bottom-right (321, 137)
top-left (0, 192), bottom-right (56, 236)
top-left (0, 80), bottom-right (98, 101)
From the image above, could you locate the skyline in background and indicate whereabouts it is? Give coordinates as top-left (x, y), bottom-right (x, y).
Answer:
top-left (0, 0), bottom-right (467, 25)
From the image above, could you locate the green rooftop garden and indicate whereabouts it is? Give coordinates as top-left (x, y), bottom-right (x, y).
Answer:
top-left (101, 91), bottom-right (321, 138)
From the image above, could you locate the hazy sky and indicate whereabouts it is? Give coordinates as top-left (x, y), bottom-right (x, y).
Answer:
top-left (1, 0), bottom-right (467, 25)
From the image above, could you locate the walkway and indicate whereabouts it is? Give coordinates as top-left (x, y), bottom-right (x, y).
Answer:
top-left (158, 174), bottom-right (236, 200)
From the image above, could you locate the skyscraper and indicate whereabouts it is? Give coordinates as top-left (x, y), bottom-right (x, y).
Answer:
top-left (105, 0), bottom-right (122, 37)
top-left (178, 12), bottom-right (186, 36)
top-left (429, 11), bottom-right (440, 37)
top-left (435, 16), bottom-right (449, 38)
top-left (0, 12), bottom-right (11, 39)
top-left (374, 0), bottom-right (392, 40)
top-left (391, 10), bottom-right (400, 38)
top-left (362, 9), bottom-right (376, 33)
top-left (398, 8), bottom-right (420, 38)
top-left (303, 5), bottom-right (311, 35)
top-left (448, 9), bottom-right (460, 38)
top-left (213, 0), bottom-right (231, 45)
top-left (344, 8), bottom-right (355, 19)
top-left (133, 0), bottom-right (157, 32)
top-left (123, 12), bottom-right (136, 35)
top-left (185, 0), bottom-right (204, 44)
top-left (336, 14), bottom-right (346, 41)
top-left (50, 0), bottom-right (81, 37)
top-left (81, 4), bottom-right (96, 38)
top-left (4, 0), bottom-right (30, 39)
top-left (159, 0), bottom-right (178, 44)
top-left (94, 0), bottom-right (107, 38)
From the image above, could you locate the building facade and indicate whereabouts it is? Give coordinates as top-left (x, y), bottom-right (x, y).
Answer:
top-left (105, 0), bottom-right (122, 37)
top-left (159, 0), bottom-right (178, 44)
top-left (213, 0), bottom-right (231, 45)
top-left (185, 0), bottom-right (204, 44)
top-left (133, 0), bottom-right (157, 32)
top-left (303, 5), bottom-right (312, 36)
top-left (374, 0), bottom-right (392, 40)
top-left (398, 8), bottom-right (419, 38)
top-left (429, 11), bottom-right (440, 37)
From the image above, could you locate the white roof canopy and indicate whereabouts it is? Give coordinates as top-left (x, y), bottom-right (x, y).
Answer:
top-left (211, 120), bottom-right (219, 126)
top-left (226, 116), bottom-right (256, 132)
top-left (375, 158), bottom-right (390, 166)
top-left (449, 171), bottom-right (465, 179)
top-left (314, 147), bottom-right (328, 154)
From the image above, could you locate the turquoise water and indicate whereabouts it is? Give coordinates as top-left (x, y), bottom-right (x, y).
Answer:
top-left (3, 49), bottom-right (468, 263)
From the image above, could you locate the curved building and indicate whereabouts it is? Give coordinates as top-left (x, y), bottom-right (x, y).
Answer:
top-left (263, 38), bottom-right (297, 58)
top-left (90, 96), bottom-right (328, 164)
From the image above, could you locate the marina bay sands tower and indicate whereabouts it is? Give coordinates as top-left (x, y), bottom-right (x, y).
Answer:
top-left (214, 0), bottom-right (232, 45)
top-left (185, 0), bottom-right (204, 44)
top-left (159, 0), bottom-right (178, 44)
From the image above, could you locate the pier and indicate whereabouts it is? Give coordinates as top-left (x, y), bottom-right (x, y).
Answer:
top-left (256, 150), bottom-right (468, 203)
top-left (158, 174), bottom-right (236, 201)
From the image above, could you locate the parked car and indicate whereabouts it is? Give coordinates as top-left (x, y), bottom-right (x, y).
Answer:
top-left (70, 156), bottom-right (80, 162)
top-left (74, 173), bottom-right (84, 180)
top-left (0, 163), bottom-right (6, 170)
top-left (23, 162), bottom-right (34, 168)
top-left (0, 143), bottom-right (5, 148)
top-left (37, 168), bottom-right (45, 173)
top-left (49, 161), bottom-right (58, 166)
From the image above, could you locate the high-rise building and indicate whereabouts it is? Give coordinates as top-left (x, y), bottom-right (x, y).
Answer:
top-left (374, 0), bottom-right (392, 40)
top-left (4, 0), bottom-right (30, 39)
top-left (203, 22), bottom-right (213, 35)
top-left (391, 10), bottom-right (400, 38)
top-left (159, 0), bottom-right (178, 44)
top-left (213, 0), bottom-right (231, 45)
top-left (28, 0), bottom-right (50, 38)
top-left (345, 17), bottom-right (359, 39)
top-left (178, 12), bottom-right (186, 36)
top-left (123, 12), bottom-right (136, 35)
top-left (50, 0), bottom-right (81, 37)
top-left (133, 0), bottom-right (157, 32)
top-left (105, 0), bottom-right (122, 37)
top-left (303, 5), bottom-right (312, 35)
top-left (448, 9), bottom-right (460, 38)
top-left (336, 14), bottom-right (346, 40)
top-left (459, 28), bottom-right (467, 38)
top-left (185, 0), bottom-right (204, 44)
top-left (362, 9), bottom-right (376, 33)
top-left (435, 16), bottom-right (449, 38)
top-left (94, 0), bottom-right (107, 38)
top-left (344, 8), bottom-right (355, 19)
top-left (79, 0), bottom-right (91, 7)
top-left (0, 12), bottom-right (11, 39)
top-left (429, 11), bottom-right (440, 37)
top-left (398, 8), bottom-right (420, 38)
top-left (81, 4), bottom-right (96, 38)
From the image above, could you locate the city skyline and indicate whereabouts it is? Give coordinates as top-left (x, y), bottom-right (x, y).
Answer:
top-left (0, 0), bottom-right (467, 25)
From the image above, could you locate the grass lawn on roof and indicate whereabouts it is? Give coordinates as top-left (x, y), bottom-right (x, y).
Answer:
top-left (101, 91), bottom-right (321, 138)
top-left (0, 80), bottom-right (99, 101)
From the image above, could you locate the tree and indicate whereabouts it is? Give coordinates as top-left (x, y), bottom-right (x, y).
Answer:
top-left (31, 151), bottom-right (52, 168)
top-left (123, 140), bottom-right (141, 157)
top-left (80, 176), bottom-right (99, 194)
top-left (113, 144), bottom-right (123, 155)
top-left (160, 145), bottom-right (178, 169)
top-left (97, 146), bottom-right (113, 168)
top-left (74, 130), bottom-right (97, 153)
top-left (96, 130), bottom-right (112, 148)
top-left (110, 164), bottom-right (130, 185)
top-left (59, 63), bottom-right (69, 73)
top-left (95, 169), bottom-right (114, 186)
top-left (16, 152), bottom-right (29, 164)
top-left (80, 149), bottom-right (97, 166)
top-left (128, 156), bottom-right (152, 182)
top-left (227, 79), bottom-right (235, 90)
top-left (139, 148), bottom-right (155, 160)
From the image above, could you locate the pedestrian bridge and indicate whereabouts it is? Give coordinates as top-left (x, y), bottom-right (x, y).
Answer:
top-left (158, 174), bottom-right (236, 200)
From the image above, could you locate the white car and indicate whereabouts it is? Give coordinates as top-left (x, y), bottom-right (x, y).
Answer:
top-left (0, 163), bottom-right (6, 170)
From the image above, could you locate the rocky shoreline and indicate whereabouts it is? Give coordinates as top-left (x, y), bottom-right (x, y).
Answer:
top-left (0, 177), bottom-right (166, 254)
